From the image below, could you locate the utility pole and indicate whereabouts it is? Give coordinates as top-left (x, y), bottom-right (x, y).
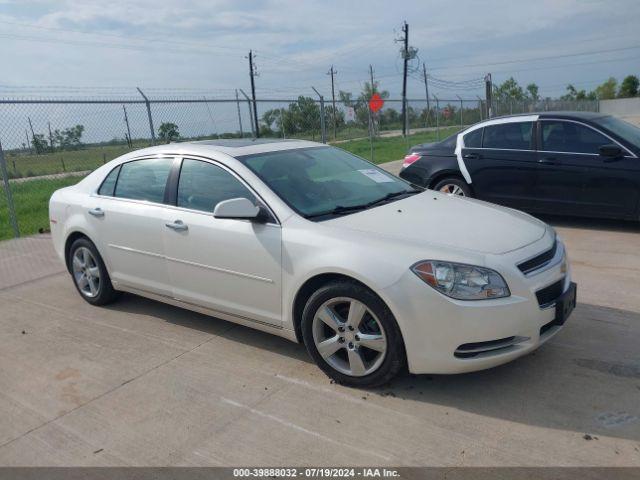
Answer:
top-left (248, 50), bottom-right (260, 138)
top-left (327, 65), bottom-right (337, 140)
top-left (422, 63), bottom-right (430, 127)
top-left (485, 73), bottom-right (493, 118)
top-left (235, 89), bottom-right (244, 138)
top-left (401, 21), bottom-right (409, 137)
top-left (122, 105), bottom-right (132, 148)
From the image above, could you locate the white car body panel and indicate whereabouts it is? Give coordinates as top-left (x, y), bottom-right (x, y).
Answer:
top-left (50, 140), bottom-right (573, 375)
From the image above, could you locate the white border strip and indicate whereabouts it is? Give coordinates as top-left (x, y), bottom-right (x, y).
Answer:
top-left (454, 115), bottom-right (539, 184)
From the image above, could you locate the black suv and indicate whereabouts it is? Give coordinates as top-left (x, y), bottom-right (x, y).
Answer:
top-left (399, 112), bottom-right (640, 221)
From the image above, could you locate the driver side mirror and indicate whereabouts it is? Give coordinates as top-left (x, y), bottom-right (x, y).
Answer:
top-left (213, 197), bottom-right (268, 222)
top-left (599, 144), bottom-right (624, 160)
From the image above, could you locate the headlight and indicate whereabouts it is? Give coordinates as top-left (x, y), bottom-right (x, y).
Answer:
top-left (411, 260), bottom-right (510, 300)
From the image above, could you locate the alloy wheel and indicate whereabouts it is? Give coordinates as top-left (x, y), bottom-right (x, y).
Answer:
top-left (72, 247), bottom-right (101, 298)
top-left (311, 297), bottom-right (387, 377)
top-left (439, 184), bottom-right (465, 196)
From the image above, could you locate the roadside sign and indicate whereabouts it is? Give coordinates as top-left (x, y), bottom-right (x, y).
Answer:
top-left (369, 93), bottom-right (384, 112)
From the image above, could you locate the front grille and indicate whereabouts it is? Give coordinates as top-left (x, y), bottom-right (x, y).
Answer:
top-left (536, 279), bottom-right (564, 308)
top-left (518, 241), bottom-right (557, 275)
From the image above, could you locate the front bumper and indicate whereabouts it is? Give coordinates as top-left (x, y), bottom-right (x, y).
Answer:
top-left (381, 238), bottom-right (575, 375)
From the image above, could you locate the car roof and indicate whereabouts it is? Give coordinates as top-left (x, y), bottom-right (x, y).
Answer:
top-left (122, 138), bottom-right (324, 159)
top-left (489, 111), bottom-right (607, 121)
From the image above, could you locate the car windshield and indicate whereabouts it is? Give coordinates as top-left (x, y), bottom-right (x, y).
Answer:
top-left (237, 146), bottom-right (418, 219)
top-left (592, 116), bottom-right (640, 148)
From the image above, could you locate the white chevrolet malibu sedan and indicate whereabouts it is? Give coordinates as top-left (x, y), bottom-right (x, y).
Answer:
top-left (49, 139), bottom-right (576, 387)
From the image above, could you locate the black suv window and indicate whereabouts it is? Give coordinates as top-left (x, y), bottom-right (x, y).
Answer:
top-left (177, 159), bottom-right (256, 213)
top-left (463, 128), bottom-right (483, 148)
top-left (483, 122), bottom-right (533, 150)
top-left (114, 158), bottom-right (173, 203)
top-left (541, 120), bottom-right (610, 154)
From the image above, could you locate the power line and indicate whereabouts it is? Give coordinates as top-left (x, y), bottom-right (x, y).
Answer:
top-left (427, 44), bottom-right (640, 72)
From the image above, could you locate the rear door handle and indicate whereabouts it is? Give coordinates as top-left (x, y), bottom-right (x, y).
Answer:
top-left (88, 207), bottom-right (104, 217)
top-left (538, 157), bottom-right (557, 165)
top-left (165, 220), bottom-right (188, 232)
top-left (463, 153), bottom-right (480, 160)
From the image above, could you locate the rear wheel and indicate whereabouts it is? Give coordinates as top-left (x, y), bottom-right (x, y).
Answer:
top-left (301, 282), bottom-right (405, 387)
top-left (69, 238), bottom-right (119, 306)
top-left (433, 176), bottom-right (471, 197)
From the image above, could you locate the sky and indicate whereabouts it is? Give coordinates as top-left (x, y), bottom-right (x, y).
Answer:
top-left (0, 0), bottom-right (639, 101)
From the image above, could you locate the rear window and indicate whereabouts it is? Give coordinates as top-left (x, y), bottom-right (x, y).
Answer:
top-left (483, 122), bottom-right (533, 150)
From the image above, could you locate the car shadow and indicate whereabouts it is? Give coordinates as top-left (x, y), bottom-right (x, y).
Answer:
top-left (536, 214), bottom-right (640, 233)
top-left (106, 294), bottom-right (640, 443)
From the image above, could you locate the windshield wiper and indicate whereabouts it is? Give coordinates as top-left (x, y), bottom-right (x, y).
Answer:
top-left (304, 190), bottom-right (420, 220)
top-left (304, 204), bottom-right (370, 219)
top-left (364, 189), bottom-right (419, 208)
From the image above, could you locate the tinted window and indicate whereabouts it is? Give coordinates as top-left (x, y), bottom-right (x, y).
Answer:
top-left (98, 165), bottom-right (120, 196)
top-left (541, 121), bottom-right (610, 154)
top-left (593, 116), bottom-right (640, 147)
top-left (463, 128), bottom-right (483, 148)
top-left (114, 158), bottom-right (173, 203)
top-left (177, 159), bottom-right (256, 213)
top-left (483, 122), bottom-right (533, 150)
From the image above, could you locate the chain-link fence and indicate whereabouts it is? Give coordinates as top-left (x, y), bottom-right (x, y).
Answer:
top-left (0, 91), bottom-right (599, 241)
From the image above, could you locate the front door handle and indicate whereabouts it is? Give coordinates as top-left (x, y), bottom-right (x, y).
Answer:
top-left (538, 157), bottom-right (557, 165)
top-left (88, 207), bottom-right (104, 217)
top-left (165, 220), bottom-right (188, 232)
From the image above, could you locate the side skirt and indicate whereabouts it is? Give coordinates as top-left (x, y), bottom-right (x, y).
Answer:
top-left (115, 283), bottom-right (299, 343)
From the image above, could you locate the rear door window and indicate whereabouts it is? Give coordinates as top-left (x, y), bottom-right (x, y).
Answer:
top-left (114, 158), bottom-right (173, 203)
top-left (482, 122), bottom-right (533, 150)
top-left (541, 120), bottom-right (610, 154)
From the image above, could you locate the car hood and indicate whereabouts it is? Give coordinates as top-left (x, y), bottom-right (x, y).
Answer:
top-left (324, 192), bottom-right (547, 255)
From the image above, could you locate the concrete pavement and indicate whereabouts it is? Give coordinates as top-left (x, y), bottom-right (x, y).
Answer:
top-left (0, 173), bottom-right (639, 466)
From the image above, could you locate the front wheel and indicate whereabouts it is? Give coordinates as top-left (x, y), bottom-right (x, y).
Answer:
top-left (433, 176), bottom-right (471, 197)
top-left (69, 237), bottom-right (119, 306)
top-left (301, 282), bottom-right (405, 387)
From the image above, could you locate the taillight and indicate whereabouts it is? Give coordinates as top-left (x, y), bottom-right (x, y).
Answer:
top-left (402, 153), bottom-right (421, 169)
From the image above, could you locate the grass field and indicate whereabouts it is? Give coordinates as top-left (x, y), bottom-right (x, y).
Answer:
top-left (0, 126), bottom-right (461, 241)
top-left (0, 176), bottom-right (85, 241)
top-left (336, 127), bottom-right (459, 164)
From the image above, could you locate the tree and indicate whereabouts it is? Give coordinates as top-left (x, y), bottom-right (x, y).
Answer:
top-left (561, 84), bottom-right (596, 101)
top-left (526, 83), bottom-right (540, 102)
top-left (52, 124), bottom-right (85, 150)
top-left (31, 134), bottom-right (48, 154)
top-left (595, 77), bottom-right (617, 100)
top-left (158, 122), bottom-right (180, 143)
top-left (618, 75), bottom-right (639, 98)
top-left (493, 77), bottom-right (525, 102)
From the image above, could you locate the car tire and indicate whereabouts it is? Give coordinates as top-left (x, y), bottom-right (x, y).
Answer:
top-left (68, 237), bottom-right (119, 306)
top-left (433, 176), bottom-right (471, 197)
top-left (301, 281), bottom-right (406, 388)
